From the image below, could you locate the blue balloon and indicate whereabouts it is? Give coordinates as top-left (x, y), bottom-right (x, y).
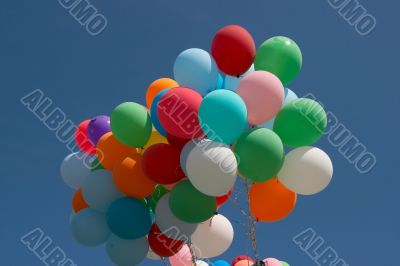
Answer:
top-left (70, 208), bottom-right (110, 247)
top-left (213, 260), bottom-right (230, 266)
top-left (106, 197), bottom-right (152, 239)
top-left (224, 64), bottom-right (254, 92)
top-left (216, 74), bottom-right (224, 90)
top-left (199, 89), bottom-right (247, 144)
top-left (174, 48), bottom-right (219, 95)
top-left (106, 234), bottom-right (149, 266)
top-left (150, 88), bottom-right (170, 136)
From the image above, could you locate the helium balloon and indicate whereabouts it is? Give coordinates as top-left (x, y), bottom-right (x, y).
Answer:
top-left (216, 188), bottom-right (233, 206)
top-left (146, 78), bottom-right (179, 109)
top-left (148, 185), bottom-right (170, 211)
top-left (110, 102), bottom-right (153, 148)
top-left (281, 262), bottom-right (290, 266)
top-left (148, 224), bottom-right (184, 257)
top-left (150, 89), bottom-right (170, 136)
top-left (70, 208), bottom-right (110, 246)
top-left (237, 71), bottom-right (284, 125)
top-left (147, 246), bottom-right (162, 260)
top-left (60, 152), bottom-right (93, 189)
top-left (157, 87), bottom-right (204, 139)
top-left (106, 197), bottom-right (152, 239)
top-left (180, 140), bottom-right (197, 175)
top-left (278, 147), bottom-right (333, 195)
top-left (82, 169), bottom-right (123, 212)
top-left (113, 153), bottom-right (156, 198)
top-left (169, 180), bottom-right (217, 223)
top-left (143, 128), bottom-right (168, 151)
top-left (186, 140), bottom-right (237, 196)
top-left (155, 194), bottom-right (198, 240)
top-left (72, 188), bottom-right (89, 213)
top-left (213, 260), bottom-right (230, 266)
top-left (199, 90), bottom-right (247, 144)
top-left (167, 132), bottom-right (190, 151)
top-left (163, 180), bottom-right (183, 190)
top-left (196, 261), bottom-right (209, 266)
top-left (211, 25), bottom-right (256, 76)
top-left (254, 36), bottom-right (302, 86)
top-left (87, 115), bottom-right (111, 145)
top-left (191, 214), bottom-right (234, 258)
top-left (216, 74), bottom-right (224, 90)
top-left (75, 120), bottom-right (96, 154)
top-left (173, 48), bottom-right (219, 95)
top-left (231, 256), bottom-right (254, 266)
top-left (234, 259), bottom-right (254, 266)
top-left (170, 245), bottom-right (193, 266)
top-left (235, 128), bottom-right (284, 183)
top-left (273, 98), bottom-right (327, 147)
top-left (224, 65), bottom-right (254, 92)
top-left (263, 258), bottom-right (282, 266)
top-left (106, 234), bottom-right (149, 266)
top-left (96, 132), bottom-right (137, 170)
top-left (142, 143), bottom-right (185, 184)
top-left (250, 178), bottom-right (297, 222)
top-left (90, 157), bottom-right (104, 171)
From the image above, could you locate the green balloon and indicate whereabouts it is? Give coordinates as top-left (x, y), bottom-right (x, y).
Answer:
top-left (273, 98), bottom-right (327, 147)
top-left (149, 185), bottom-right (170, 211)
top-left (281, 262), bottom-right (290, 266)
top-left (110, 102), bottom-right (152, 148)
top-left (169, 180), bottom-right (216, 223)
top-left (90, 158), bottom-right (104, 171)
top-left (254, 36), bottom-right (302, 86)
top-left (235, 128), bottom-right (284, 183)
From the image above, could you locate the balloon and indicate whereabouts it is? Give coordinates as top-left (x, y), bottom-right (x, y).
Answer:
top-left (211, 25), bottom-right (256, 76)
top-left (148, 185), bottom-right (170, 211)
top-left (150, 89), bottom-right (170, 136)
top-left (70, 208), bottom-right (110, 246)
top-left (216, 74), bottom-right (224, 90)
top-left (235, 128), bottom-right (284, 183)
top-left (61, 152), bottom-right (93, 189)
top-left (278, 147), bottom-right (333, 195)
top-left (142, 143), bottom-right (185, 184)
top-left (224, 65), bottom-right (254, 92)
top-left (231, 256), bottom-right (254, 266)
top-left (75, 120), bottom-right (96, 154)
top-left (263, 258), bottom-right (282, 266)
top-left (170, 180), bottom-right (217, 223)
top-left (254, 36), bottom-right (302, 86)
top-left (96, 132), bottom-right (137, 170)
top-left (250, 178), bottom-right (297, 222)
top-left (199, 90), bottom-right (247, 144)
top-left (82, 169), bottom-right (123, 212)
top-left (157, 87), bottom-right (204, 139)
top-left (106, 197), bottom-right (152, 239)
top-left (173, 48), bottom-right (219, 95)
top-left (72, 188), bottom-right (89, 213)
top-left (106, 234), bottom-right (149, 266)
top-left (87, 115), bottom-right (111, 145)
top-left (216, 188), bottom-right (233, 206)
top-left (155, 194), bottom-right (198, 240)
top-left (90, 157), bottom-right (104, 171)
top-left (146, 78), bottom-right (179, 109)
top-left (110, 102), bottom-right (153, 148)
top-left (113, 153), bottom-right (156, 198)
top-left (143, 128), bottom-right (168, 151)
top-left (196, 261), bottom-right (209, 266)
top-left (167, 132), bottom-right (190, 151)
top-left (147, 246), bottom-right (162, 260)
top-left (281, 262), bottom-right (290, 266)
top-left (233, 259), bottom-right (254, 266)
top-left (186, 139), bottom-right (237, 196)
top-left (180, 141), bottom-right (197, 175)
top-left (273, 98), bottom-right (327, 147)
top-left (148, 224), bottom-right (184, 257)
top-left (191, 214), bottom-right (234, 258)
top-left (237, 71), bottom-right (284, 125)
top-left (169, 245), bottom-right (193, 266)
top-left (213, 260), bottom-right (230, 266)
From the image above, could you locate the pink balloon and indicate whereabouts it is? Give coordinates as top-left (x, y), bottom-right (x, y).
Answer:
top-left (237, 71), bottom-right (284, 125)
top-left (169, 245), bottom-right (193, 266)
top-left (263, 258), bottom-right (282, 266)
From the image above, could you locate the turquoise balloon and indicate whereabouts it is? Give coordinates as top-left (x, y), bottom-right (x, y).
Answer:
top-left (216, 74), bottom-right (224, 90)
top-left (174, 48), bottom-right (219, 95)
top-left (224, 64), bottom-right (254, 92)
top-left (106, 234), bottom-right (149, 266)
top-left (150, 88), bottom-right (170, 136)
top-left (106, 197), bottom-right (152, 239)
top-left (213, 260), bottom-right (230, 266)
top-left (199, 89), bottom-right (247, 144)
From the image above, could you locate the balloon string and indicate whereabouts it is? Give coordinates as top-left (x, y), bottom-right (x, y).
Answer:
top-left (245, 179), bottom-right (259, 262)
top-left (188, 240), bottom-right (197, 266)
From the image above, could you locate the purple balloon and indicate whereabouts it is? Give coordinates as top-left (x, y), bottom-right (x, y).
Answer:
top-left (87, 115), bottom-right (111, 145)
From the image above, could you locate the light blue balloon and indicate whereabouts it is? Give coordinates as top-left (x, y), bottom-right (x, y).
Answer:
top-left (106, 234), bottom-right (149, 266)
top-left (199, 89), bottom-right (247, 144)
top-left (70, 208), bottom-right (110, 247)
top-left (213, 260), bottom-right (230, 266)
top-left (174, 48), bottom-right (219, 95)
top-left (224, 64), bottom-right (254, 92)
top-left (150, 88), bottom-right (170, 136)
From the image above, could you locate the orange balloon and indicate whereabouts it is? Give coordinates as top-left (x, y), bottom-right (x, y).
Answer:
top-left (146, 78), bottom-right (179, 109)
top-left (72, 188), bottom-right (89, 212)
top-left (250, 178), bottom-right (297, 222)
top-left (113, 153), bottom-right (156, 198)
top-left (97, 132), bottom-right (138, 170)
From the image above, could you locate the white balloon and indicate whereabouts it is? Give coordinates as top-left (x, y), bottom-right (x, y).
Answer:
top-left (278, 147), bottom-right (333, 195)
top-left (180, 141), bottom-right (197, 175)
top-left (196, 260), bottom-right (209, 266)
top-left (82, 169), bottom-right (123, 212)
top-left (190, 214), bottom-right (234, 258)
top-left (60, 152), bottom-right (94, 189)
top-left (186, 140), bottom-right (237, 196)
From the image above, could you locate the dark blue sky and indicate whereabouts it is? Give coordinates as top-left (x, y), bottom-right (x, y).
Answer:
top-left (1, 0), bottom-right (398, 265)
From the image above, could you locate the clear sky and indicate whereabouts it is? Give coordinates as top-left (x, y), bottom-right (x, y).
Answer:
top-left (1, 0), bottom-right (398, 265)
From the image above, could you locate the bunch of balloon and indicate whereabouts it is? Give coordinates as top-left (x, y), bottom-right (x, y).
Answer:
top-left (60, 24), bottom-right (333, 266)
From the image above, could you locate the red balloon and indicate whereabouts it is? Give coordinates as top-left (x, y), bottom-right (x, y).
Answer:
top-left (75, 120), bottom-right (96, 154)
top-left (142, 143), bottom-right (185, 184)
top-left (157, 87), bottom-right (203, 139)
top-left (167, 133), bottom-right (190, 151)
top-left (148, 224), bottom-right (184, 257)
top-left (231, 256), bottom-right (255, 266)
top-left (211, 25), bottom-right (256, 77)
top-left (216, 188), bottom-right (234, 206)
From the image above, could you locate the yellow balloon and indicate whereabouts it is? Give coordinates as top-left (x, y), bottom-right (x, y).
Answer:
top-left (142, 128), bottom-right (168, 153)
